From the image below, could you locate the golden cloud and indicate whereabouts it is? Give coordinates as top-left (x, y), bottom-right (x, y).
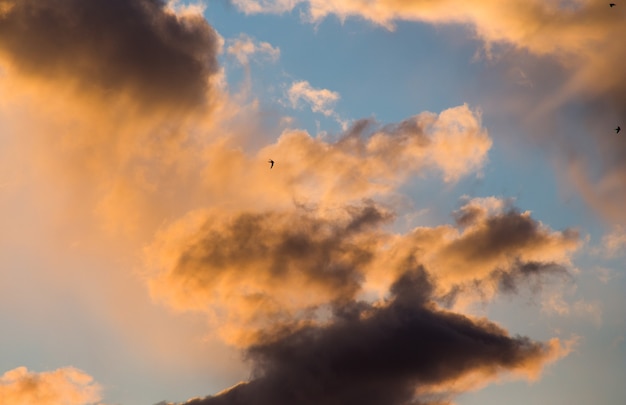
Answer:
top-left (145, 197), bottom-right (580, 347)
top-left (0, 367), bottom-right (101, 405)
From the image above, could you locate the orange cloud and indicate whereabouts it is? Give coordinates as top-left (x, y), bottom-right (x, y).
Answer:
top-left (363, 197), bottom-right (580, 302)
top-left (145, 203), bottom-right (392, 345)
top-left (0, 367), bottom-right (101, 405)
top-left (145, 197), bottom-right (580, 346)
top-left (0, 3), bottom-right (586, 404)
top-left (260, 104), bottom-right (490, 201)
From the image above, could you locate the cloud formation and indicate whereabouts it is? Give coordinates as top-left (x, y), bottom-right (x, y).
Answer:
top-left (147, 202), bottom-right (392, 344)
top-left (0, 367), bottom-right (101, 405)
top-left (229, 0), bottom-right (626, 225)
top-left (364, 197), bottom-right (580, 302)
top-left (262, 104), bottom-right (491, 198)
top-left (146, 196), bottom-right (580, 347)
top-left (188, 104), bottom-right (491, 215)
top-left (0, 0), bottom-right (221, 111)
top-left (175, 269), bottom-right (571, 405)
top-left (0, 3), bottom-right (588, 404)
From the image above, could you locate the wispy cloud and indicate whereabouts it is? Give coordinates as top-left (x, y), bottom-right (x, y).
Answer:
top-left (287, 80), bottom-right (340, 117)
top-left (600, 226), bottom-right (626, 258)
top-left (226, 34), bottom-right (280, 66)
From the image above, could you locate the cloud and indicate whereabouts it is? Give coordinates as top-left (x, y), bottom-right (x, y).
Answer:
top-left (145, 196), bottom-right (580, 347)
top-left (0, 4), bottom-right (587, 404)
top-left (599, 225), bottom-right (626, 258)
top-left (0, 0), bottom-right (238, 239)
top-left (260, 104), bottom-right (490, 200)
top-left (230, 0), bottom-right (300, 14)
top-left (541, 288), bottom-right (603, 326)
top-left (184, 104), bottom-right (490, 214)
top-left (0, 367), bottom-right (102, 405)
top-left (0, 0), bottom-right (221, 112)
top-left (287, 80), bottom-right (340, 117)
top-left (146, 202), bottom-right (392, 345)
top-left (166, 0), bottom-right (207, 17)
top-left (229, 0), bottom-right (624, 72)
top-left (227, 34), bottom-right (280, 66)
top-left (227, 0), bottom-right (626, 225)
top-left (174, 269), bottom-right (572, 405)
top-left (368, 197), bottom-right (580, 303)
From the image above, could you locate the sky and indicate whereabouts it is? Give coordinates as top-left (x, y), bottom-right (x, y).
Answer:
top-left (0, 0), bottom-right (625, 404)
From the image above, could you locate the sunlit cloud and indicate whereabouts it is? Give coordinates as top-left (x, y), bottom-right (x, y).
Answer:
top-left (0, 367), bottom-right (102, 405)
top-left (145, 195), bottom-right (580, 349)
top-left (287, 80), bottom-right (340, 117)
top-left (227, 0), bottom-right (626, 225)
top-left (0, 1), bottom-right (603, 404)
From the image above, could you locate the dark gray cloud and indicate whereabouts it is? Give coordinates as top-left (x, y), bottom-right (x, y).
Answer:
top-left (0, 0), bottom-right (220, 110)
top-left (173, 203), bottom-right (392, 304)
top-left (178, 268), bottom-right (560, 405)
top-left (441, 207), bottom-right (579, 264)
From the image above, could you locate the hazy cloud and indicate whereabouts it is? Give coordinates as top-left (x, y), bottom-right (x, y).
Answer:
top-left (599, 225), bottom-right (626, 258)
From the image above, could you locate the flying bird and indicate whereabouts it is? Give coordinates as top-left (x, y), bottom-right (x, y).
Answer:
top-left (268, 159), bottom-right (275, 169)
top-left (616, 126), bottom-right (621, 134)
top-left (610, 3), bottom-right (616, 6)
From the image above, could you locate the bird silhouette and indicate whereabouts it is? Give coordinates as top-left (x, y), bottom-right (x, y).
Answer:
top-left (610, 3), bottom-right (616, 7)
top-left (616, 126), bottom-right (621, 134)
top-left (268, 159), bottom-right (275, 169)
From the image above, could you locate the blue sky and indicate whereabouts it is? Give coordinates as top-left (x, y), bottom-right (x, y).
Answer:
top-left (0, 1), bottom-right (625, 404)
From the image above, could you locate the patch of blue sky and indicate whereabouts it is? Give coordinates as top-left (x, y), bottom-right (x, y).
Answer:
top-left (205, 2), bottom-right (483, 134)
